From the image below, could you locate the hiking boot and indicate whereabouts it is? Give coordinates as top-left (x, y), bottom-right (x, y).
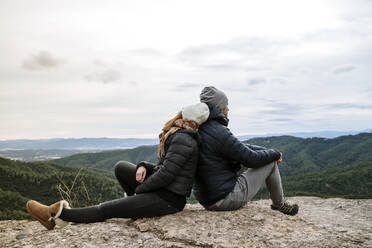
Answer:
top-left (26, 200), bottom-right (70, 230)
top-left (271, 202), bottom-right (299, 216)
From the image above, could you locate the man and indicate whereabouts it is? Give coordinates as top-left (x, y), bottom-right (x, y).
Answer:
top-left (194, 86), bottom-right (299, 215)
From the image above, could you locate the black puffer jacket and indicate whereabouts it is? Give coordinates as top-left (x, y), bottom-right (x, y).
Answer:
top-left (135, 129), bottom-right (200, 197)
top-left (194, 104), bottom-right (281, 206)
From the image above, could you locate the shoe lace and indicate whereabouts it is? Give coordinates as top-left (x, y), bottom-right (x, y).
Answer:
top-left (280, 202), bottom-right (293, 214)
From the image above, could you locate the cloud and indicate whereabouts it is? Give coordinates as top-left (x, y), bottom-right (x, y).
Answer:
top-left (200, 64), bottom-right (250, 71)
top-left (84, 69), bottom-right (121, 84)
top-left (177, 36), bottom-right (286, 70)
top-left (84, 60), bottom-right (122, 84)
top-left (22, 51), bottom-right (65, 70)
top-left (178, 83), bottom-right (202, 88)
top-left (261, 102), bottom-right (304, 116)
top-left (326, 103), bottom-right (372, 110)
top-left (333, 64), bottom-right (357, 74)
top-left (129, 48), bottom-right (164, 57)
top-left (267, 118), bottom-right (293, 122)
top-left (173, 83), bottom-right (203, 91)
top-left (247, 77), bottom-right (266, 85)
top-left (92, 59), bottom-right (107, 67)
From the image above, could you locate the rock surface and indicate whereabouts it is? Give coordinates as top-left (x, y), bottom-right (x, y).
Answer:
top-left (1, 197), bottom-right (371, 247)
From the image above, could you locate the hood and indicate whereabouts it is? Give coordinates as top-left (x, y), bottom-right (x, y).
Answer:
top-left (206, 103), bottom-right (229, 126)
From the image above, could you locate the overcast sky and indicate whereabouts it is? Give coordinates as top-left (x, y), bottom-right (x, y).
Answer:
top-left (1, 0), bottom-right (371, 140)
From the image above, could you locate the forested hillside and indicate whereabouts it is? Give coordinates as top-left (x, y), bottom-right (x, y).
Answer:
top-left (255, 161), bottom-right (372, 199)
top-left (245, 133), bottom-right (372, 176)
top-left (0, 157), bottom-right (122, 220)
top-left (54, 145), bottom-right (158, 171)
top-left (53, 133), bottom-right (372, 200)
top-left (54, 133), bottom-right (372, 177)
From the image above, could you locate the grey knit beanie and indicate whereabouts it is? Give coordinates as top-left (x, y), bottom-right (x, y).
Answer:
top-left (200, 86), bottom-right (228, 110)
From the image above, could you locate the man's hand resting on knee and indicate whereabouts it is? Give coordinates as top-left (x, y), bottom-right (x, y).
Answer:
top-left (277, 152), bottom-right (283, 165)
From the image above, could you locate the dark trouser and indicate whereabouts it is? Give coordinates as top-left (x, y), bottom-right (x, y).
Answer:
top-left (205, 161), bottom-right (284, 211)
top-left (59, 161), bottom-right (179, 223)
top-left (114, 160), bottom-right (140, 196)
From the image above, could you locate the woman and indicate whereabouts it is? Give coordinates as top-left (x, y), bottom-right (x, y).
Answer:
top-left (26, 103), bottom-right (209, 230)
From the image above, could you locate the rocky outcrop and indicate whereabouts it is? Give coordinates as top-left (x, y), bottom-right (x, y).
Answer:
top-left (1, 197), bottom-right (371, 247)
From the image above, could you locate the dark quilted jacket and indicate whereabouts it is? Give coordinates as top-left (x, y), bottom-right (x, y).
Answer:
top-left (135, 129), bottom-right (200, 197)
top-left (194, 104), bottom-right (281, 206)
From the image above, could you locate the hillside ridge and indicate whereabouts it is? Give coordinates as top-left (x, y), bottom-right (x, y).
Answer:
top-left (54, 132), bottom-right (372, 173)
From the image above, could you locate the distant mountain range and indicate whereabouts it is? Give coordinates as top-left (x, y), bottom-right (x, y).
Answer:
top-left (0, 138), bottom-right (159, 161)
top-left (0, 129), bottom-right (371, 162)
top-left (237, 129), bottom-right (372, 140)
top-left (0, 129), bottom-right (371, 151)
top-left (0, 137), bottom-right (158, 150)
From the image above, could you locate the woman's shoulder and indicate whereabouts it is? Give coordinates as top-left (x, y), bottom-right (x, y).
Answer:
top-left (169, 129), bottom-right (199, 147)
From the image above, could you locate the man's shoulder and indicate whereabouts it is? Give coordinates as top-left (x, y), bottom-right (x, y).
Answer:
top-left (199, 120), bottom-right (231, 141)
top-left (200, 119), bottom-right (226, 132)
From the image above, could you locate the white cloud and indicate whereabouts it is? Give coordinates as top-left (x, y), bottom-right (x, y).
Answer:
top-left (247, 78), bottom-right (267, 86)
top-left (0, 0), bottom-right (372, 139)
top-left (84, 69), bottom-right (121, 84)
top-left (333, 64), bottom-right (357, 74)
top-left (22, 51), bottom-right (65, 70)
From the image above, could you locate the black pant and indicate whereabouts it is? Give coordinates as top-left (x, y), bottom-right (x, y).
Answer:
top-left (114, 160), bottom-right (140, 196)
top-left (60, 161), bottom-right (179, 223)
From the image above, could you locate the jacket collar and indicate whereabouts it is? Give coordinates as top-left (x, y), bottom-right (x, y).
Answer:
top-left (206, 104), bottom-right (229, 126)
top-left (162, 129), bottom-right (201, 159)
top-left (176, 129), bottom-right (201, 144)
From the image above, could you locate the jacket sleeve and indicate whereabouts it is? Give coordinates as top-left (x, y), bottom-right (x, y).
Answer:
top-left (244, 144), bottom-right (267, 151)
top-left (136, 161), bottom-right (157, 176)
top-left (135, 132), bottom-right (196, 194)
top-left (217, 126), bottom-right (281, 168)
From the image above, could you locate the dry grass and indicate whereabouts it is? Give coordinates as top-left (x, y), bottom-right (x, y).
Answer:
top-left (55, 168), bottom-right (92, 208)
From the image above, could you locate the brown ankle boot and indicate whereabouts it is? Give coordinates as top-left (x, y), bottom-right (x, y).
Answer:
top-left (26, 200), bottom-right (70, 230)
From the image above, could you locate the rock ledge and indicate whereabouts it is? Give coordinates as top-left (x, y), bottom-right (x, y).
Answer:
top-left (1, 197), bottom-right (371, 247)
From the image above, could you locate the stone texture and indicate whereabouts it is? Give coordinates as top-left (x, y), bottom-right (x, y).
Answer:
top-left (1, 197), bottom-right (371, 248)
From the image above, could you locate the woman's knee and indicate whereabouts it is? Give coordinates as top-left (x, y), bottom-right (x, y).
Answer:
top-left (114, 161), bottom-right (138, 182)
top-left (114, 161), bottom-right (123, 176)
top-left (114, 161), bottom-right (134, 173)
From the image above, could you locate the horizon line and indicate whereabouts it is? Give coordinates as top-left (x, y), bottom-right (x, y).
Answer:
top-left (1, 129), bottom-right (371, 141)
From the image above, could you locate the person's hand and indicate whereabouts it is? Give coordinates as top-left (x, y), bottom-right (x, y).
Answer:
top-left (277, 152), bottom-right (283, 165)
top-left (136, 166), bottom-right (146, 183)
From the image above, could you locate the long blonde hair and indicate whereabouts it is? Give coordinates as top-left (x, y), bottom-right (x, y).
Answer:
top-left (157, 111), bottom-right (198, 158)
top-left (161, 111), bottom-right (182, 133)
top-left (158, 111), bottom-right (182, 158)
